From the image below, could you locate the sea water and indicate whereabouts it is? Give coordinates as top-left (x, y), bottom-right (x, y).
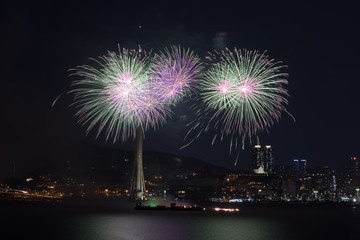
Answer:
top-left (1, 202), bottom-right (359, 240)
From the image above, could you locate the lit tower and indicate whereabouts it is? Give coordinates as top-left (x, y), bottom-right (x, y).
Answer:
top-left (130, 127), bottom-right (146, 200)
top-left (133, 47), bottom-right (145, 200)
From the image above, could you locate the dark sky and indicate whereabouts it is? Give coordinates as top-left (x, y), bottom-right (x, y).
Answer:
top-left (2, 1), bottom-right (359, 179)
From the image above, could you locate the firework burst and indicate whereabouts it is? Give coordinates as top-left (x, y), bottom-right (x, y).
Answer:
top-left (69, 46), bottom-right (202, 144)
top-left (150, 46), bottom-right (202, 105)
top-left (184, 48), bottom-right (292, 157)
top-left (70, 47), bottom-right (170, 143)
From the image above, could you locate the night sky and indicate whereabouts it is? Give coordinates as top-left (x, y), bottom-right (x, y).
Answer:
top-left (2, 1), bottom-right (359, 179)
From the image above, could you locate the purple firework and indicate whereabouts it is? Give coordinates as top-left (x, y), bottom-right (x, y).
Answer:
top-left (151, 46), bottom-right (202, 105)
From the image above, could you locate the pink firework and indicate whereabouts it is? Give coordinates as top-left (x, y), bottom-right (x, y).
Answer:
top-left (71, 47), bottom-right (170, 143)
top-left (183, 48), bottom-right (293, 160)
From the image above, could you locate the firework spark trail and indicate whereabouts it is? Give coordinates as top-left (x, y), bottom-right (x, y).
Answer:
top-left (150, 46), bottom-right (202, 105)
top-left (69, 46), bottom-right (202, 143)
top-left (70, 47), bottom-right (171, 143)
top-left (183, 48), bottom-right (293, 164)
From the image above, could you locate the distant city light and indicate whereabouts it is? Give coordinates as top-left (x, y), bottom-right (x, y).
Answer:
top-left (214, 207), bottom-right (239, 212)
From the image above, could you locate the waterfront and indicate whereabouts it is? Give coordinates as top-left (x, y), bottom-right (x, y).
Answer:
top-left (1, 202), bottom-right (359, 240)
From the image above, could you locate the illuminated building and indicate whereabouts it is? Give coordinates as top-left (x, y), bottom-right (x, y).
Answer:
top-left (349, 156), bottom-right (359, 187)
top-left (252, 145), bottom-right (264, 174)
top-left (252, 145), bottom-right (274, 174)
top-left (263, 146), bottom-right (274, 174)
top-left (332, 174), bottom-right (337, 192)
top-left (293, 159), bottom-right (299, 173)
top-left (300, 159), bottom-right (307, 175)
top-left (293, 159), bottom-right (306, 176)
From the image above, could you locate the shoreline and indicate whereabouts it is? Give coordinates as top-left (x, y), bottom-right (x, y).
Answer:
top-left (1, 197), bottom-right (358, 211)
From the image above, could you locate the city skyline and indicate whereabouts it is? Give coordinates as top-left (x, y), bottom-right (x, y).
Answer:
top-left (2, 1), bottom-right (359, 180)
top-left (2, 147), bottom-right (359, 203)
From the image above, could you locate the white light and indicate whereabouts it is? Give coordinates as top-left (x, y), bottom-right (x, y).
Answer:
top-left (221, 87), bottom-right (229, 93)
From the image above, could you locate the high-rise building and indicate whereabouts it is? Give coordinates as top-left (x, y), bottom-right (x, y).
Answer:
top-left (349, 156), bottom-right (359, 187)
top-left (252, 145), bottom-right (264, 174)
top-left (293, 159), bottom-right (307, 176)
top-left (252, 145), bottom-right (274, 174)
top-left (331, 174), bottom-right (337, 192)
top-left (300, 159), bottom-right (307, 175)
top-left (263, 145), bottom-right (274, 174)
top-left (293, 159), bottom-right (299, 174)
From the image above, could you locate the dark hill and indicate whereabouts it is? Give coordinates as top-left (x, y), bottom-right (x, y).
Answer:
top-left (24, 144), bottom-right (229, 184)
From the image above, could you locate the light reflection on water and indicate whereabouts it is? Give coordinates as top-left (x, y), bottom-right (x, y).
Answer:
top-left (70, 212), bottom-right (285, 240)
top-left (2, 205), bottom-right (360, 240)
